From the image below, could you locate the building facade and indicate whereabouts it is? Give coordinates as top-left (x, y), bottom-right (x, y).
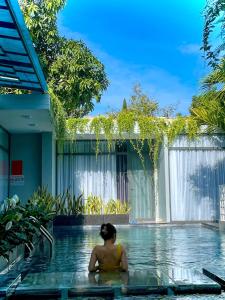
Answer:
top-left (57, 134), bottom-right (225, 223)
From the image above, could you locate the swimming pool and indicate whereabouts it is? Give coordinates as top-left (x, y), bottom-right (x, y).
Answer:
top-left (30, 224), bottom-right (225, 273)
top-left (4, 225), bottom-right (225, 299)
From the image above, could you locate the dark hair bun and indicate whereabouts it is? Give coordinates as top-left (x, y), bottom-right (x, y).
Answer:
top-left (100, 223), bottom-right (117, 240)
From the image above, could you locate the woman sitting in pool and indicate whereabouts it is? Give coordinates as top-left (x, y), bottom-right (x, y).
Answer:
top-left (88, 223), bottom-right (128, 273)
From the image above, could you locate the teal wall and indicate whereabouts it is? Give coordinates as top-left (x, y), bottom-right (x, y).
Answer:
top-left (10, 134), bottom-right (41, 203)
top-left (0, 127), bottom-right (9, 201)
top-left (0, 127), bottom-right (9, 150)
top-left (42, 132), bottom-right (56, 196)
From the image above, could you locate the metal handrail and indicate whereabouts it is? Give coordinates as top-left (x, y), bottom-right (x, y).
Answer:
top-left (40, 225), bottom-right (54, 243)
top-left (29, 216), bottom-right (54, 256)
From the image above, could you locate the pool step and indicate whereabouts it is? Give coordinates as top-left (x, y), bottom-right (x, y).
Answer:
top-left (0, 255), bottom-right (42, 298)
top-left (6, 268), bottom-right (221, 298)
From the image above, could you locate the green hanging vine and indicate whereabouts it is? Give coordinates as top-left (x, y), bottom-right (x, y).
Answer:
top-left (166, 116), bottom-right (186, 144)
top-left (117, 111), bottom-right (136, 138)
top-left (89, 117), bottom-right (102, 156)
top-left (63, 113), bottom-right (201, 167)
top-left (66, 118), bottom-right (89, 136)
top-left (186, 117), bottom-right (199, 140)
top-left (97, 115), bottom-right (115, 152)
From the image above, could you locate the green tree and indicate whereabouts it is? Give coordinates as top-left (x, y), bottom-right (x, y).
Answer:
top-left (128, 84), bottom-right (159, 116)
top-left (160, 105), bottom-right (176, 118)
top-left (5, 0), bottom-right (109, 118)
top-left (48, 40), bottom-right (108, 117)
top-left (19, 0), bottom-right (65, 75)
top-left (202, 0), bottom-right (225, 68)
top-left (122, 98), bottom-right (128, 110)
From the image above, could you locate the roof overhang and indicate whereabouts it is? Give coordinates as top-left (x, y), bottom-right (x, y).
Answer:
top-left (0, 0), bottom-right (47, 93)
top-left (0, 94), bottom-right (54, 133)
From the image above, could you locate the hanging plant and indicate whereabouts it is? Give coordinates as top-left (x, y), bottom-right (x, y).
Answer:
top-left (64, 112), bottom-right (202, 167)
top-left (66, 118), bottom-right (89, 137)
top-left (90, 117), bottom-right (103, 156)
top-left (98, 115), bottom-right (115, 152)
top-left (137, 116), bottom-right (166, 166)
top-left (186, 117), bottom-right (200, 140)
top-left (117, 111), bottom-right (136, 138)
top-left (166, 116), bottom-right (186, 144)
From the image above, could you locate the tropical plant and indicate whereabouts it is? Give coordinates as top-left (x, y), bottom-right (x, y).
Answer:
top-left (104, 199), bottom-right (130, 214)
top-left (191, 95), bottom-right (225, 132)
top-left (84, 194), bottom-right (104, 215)
top-left (55, 191), bottom-right (84, 215)
top-left (26, 187), bottom-right (56, 225)
top-left (192, 1), bottom-right (225, 133)
top-left (202, 59), bottom-right (225, 90)
top-left (0, 195), bottom-right (39, 260)
top-left (190, 61), bottom-right (225, 133)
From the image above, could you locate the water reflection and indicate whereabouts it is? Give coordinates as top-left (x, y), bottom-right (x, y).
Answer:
top-left (17, 267), bottom-right (219, 293)
top-left (88, 272), bottom-right (129, 286)
top-left (29, 225), bottom-right (225, 275)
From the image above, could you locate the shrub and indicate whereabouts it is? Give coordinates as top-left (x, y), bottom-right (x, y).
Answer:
top-left (84, 194), bottom-right (104, 215)
top-left (104, 199), bottom-right (130, 214)
top-left (0, 195), bottom-right (39, 260)
top-left (55, 190), bottom-right (84, 215)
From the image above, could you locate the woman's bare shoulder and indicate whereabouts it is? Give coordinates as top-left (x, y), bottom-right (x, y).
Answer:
top-left (93, 245), bottom-right (103, 252)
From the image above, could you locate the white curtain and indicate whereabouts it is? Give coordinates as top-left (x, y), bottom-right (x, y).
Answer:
top-left (57, 154), bottom-right (117, 203)
top-left (170, 150), bottom-right (225, 221)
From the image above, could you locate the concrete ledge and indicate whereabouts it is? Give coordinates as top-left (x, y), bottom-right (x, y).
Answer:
top-left (53, 214), bottom-right (129, 226)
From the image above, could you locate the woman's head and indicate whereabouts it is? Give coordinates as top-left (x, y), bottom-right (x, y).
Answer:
top-left (100, 223), bottom-right (117, 241)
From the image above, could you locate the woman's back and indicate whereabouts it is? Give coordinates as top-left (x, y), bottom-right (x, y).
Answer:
top-left (88, 223), bottom-right (128, 273)
top-left (95, 244), bottom-right (122, 272)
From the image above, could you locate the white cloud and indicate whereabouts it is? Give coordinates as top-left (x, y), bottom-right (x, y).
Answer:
top-left (178, 43), bottom-right (201, 55)
top-left (58, 22), bottom-right (199, 115)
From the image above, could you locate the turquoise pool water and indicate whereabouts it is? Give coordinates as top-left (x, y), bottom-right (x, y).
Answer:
top-left (31, 224), bottom-right (225, 273)
top-left (5, 225), bottom-right (225, 299)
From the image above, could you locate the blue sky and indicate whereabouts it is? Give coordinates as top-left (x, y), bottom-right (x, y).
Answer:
top-left (59, 0), bottom-right (207, 115)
